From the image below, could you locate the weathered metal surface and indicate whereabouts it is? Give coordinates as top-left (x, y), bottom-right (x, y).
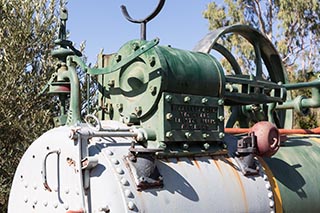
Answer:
top-left (264, 136), bottom-right (320, 212)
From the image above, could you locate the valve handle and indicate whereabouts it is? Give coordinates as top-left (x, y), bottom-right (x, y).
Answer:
top-left (120, 0), bottom-right (165, 40)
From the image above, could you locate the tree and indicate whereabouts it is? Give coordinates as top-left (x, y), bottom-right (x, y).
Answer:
top-left (203, 0), bottom-right (320, 128)
top-left (0, 0), bottom-right (59, 210)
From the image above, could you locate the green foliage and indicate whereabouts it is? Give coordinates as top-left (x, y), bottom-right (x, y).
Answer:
top-left (203, 0), bottom-right (320, 73)
top-left (0, 0), bottom-right (59, 210)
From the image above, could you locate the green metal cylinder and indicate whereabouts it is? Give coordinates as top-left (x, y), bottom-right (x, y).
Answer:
top-left (264, 136), bottom-right (320, 212)
top-left (155, 45), bottom-right (225, 97)
top-left (106, 39), bottom-right (225, 118)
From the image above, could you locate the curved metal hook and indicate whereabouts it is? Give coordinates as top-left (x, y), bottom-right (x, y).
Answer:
top-left (120, 0), bottom-right (165, 40)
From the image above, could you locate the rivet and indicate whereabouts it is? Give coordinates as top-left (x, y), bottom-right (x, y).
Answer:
top-left (106, 150), bottom-right (113, 156)
top-left (185, 132), bottom-right (192, 138)
top-left (111, 158), bottom-right (119, 165)
top-left (33, 200), bottom-right (38, 205)
top-left (201, 98), bottom-right (208, 104)
top-left (99, 206), bottom-right (110, 212)
top-left (125, 189), bottom-right (133, 198)
top-left (166, 131), bottom-right (173, 138)
top-left (268, 192), bottom-right (273, 198)
top-left (24, 197), bottom-right (28, 203)
top-left (120, 178), bottom-right (129, 186)
top-left (65, 189), bottom-right (70, 194)
top-left (269, 200), bottom-right (275, 208)
top-left (218, 116), bottom-right (224, 121)
top-left (64, 204), bottom-right (69, 210)
top-left (219, 132), bottom-right (225, 138)
top-left (128, 201), bottom-right (135, 210)
top-left (33, 184), bottom-right (37, 190)
top-left (184, 96), bottom-right (191, 103)
top-left (263, 174), bottom-right (268, 181)
top-left (265, 183), bottom-right (271, 190)
top-left (218, 99), bottom-right (224, 105)
top-left (116, 168), bottom-right (124, 175)
top-left (166, 113), bottom-right (173, 120)
top-left (53, 202), bottom-right (58, 208)
top-left (24, 183), bottom-right (28, 188)
top-left (43, 201), bottom-right (48, 207)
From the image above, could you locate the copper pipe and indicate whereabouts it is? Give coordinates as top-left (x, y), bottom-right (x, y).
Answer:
top-left (225, 127), bottom-right (320, 135)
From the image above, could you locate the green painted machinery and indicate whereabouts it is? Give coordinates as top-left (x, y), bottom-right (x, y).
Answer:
top-left (8, 1), bottom-right (320, 213)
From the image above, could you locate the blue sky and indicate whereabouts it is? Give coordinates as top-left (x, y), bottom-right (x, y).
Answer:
top-left (67, 0), bottom-right (219, 64)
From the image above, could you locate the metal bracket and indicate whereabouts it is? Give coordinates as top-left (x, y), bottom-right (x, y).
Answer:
top-left (235, 133), bottom-right (259, 175)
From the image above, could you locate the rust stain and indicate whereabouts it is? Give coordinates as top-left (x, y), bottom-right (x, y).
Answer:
top-left (211, 156), bottom-right (223, 174)
top-left (192, 157), bottom-right (201, 169)
top-left (226, 158), bottom-right (249, 213)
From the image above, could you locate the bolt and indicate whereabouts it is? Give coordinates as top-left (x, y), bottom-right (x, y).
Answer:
top-left (166, 113), bottom-right (173, 120)
top-left (184, 96), bottom-right (191, 103)
top-left (159, 142), bottom-right (167, 149)
top-left (218, 99), bottom-right (224, 105)
top-left (43, 201), bottom-right (48, 207)
top-left (185, 132), bottom-right (192, 138)
top-left (115, 54), bottom-right (122, 62)
top-left (203, 143), bottom-right (210, 150)
top-left (218, 116), bottom-right (224, 121)
top-left (219, 132), bottom-right (225, 139)
top-left (201, 98), bottom-right (208, 104)
top-left (107, 80), bottom-right (115, 87)
top-left (182, 143), bottom-right (189, 149)
top-left (132, 43), bottom-right (139, 50)
top-left (202, 133), bottom-right (209, 139)
top-left (165, 95), bottom-right (172, 102)
top-left (166, 131), bottom-right (173, 138)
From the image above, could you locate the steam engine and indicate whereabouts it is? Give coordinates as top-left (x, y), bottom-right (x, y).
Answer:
top-left (8, 2), bottom-right (320, 213)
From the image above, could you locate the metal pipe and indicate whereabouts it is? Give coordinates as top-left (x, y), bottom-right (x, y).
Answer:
top-left (225, 126), bottom-right (320, 135)
top-left (59, 57), bottom-right (81, 125)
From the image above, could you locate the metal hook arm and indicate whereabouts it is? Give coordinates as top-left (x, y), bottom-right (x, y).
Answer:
top-left (120, 0), bottom-right (165, 40)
